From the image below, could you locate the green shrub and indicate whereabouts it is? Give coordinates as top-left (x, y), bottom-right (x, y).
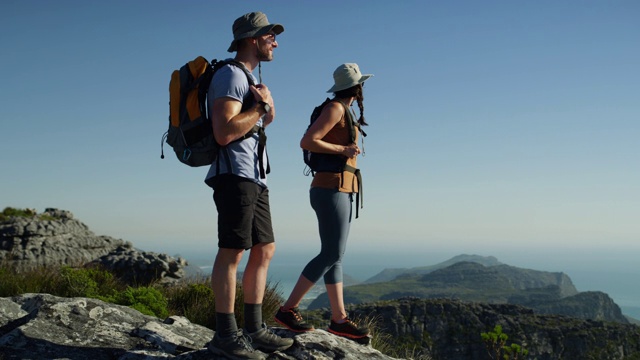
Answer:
top-left (165, 283), bottom-right (216, 328)
top-left (0, 265), bottom-right (61, 296)
top-left (59, 266), bottom-right (99, 297)
top-left (0, 207), bottom-right (33, 221)
top-left (0, 207), bottom-right (56, 222)
top-left (481, 325), bottom-right (528, 360)
top-left (107, 286), bottom-right (169, 318)
top-left (0, 264), bottom-right (123, 301)
top-left (58, 266), bottom-right (122, 298)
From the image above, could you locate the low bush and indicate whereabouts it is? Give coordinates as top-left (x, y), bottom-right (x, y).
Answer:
top-left (107, 286), bottom-right (169, 318)
top-left (165, 283), bottom-right (216, 328)
top-left (481, 324), bottom-right (528, 360)
top-left (0, 265), bottom-right (60, 296)
top-left (0, 207), bottom-right (55, 222)
top-left (0, 207), bottom-right (35, 220)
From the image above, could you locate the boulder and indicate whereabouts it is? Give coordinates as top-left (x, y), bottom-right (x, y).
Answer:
top-left (0, 293), bottom-right (399, 359)
top-left (0, 208), bottom-right (187, 285)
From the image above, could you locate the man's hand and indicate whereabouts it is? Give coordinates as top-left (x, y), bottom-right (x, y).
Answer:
top-left (250, 84), bottom-right (275, 126)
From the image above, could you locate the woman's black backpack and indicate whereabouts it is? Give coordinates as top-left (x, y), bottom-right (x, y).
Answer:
top-left (302, 98), bottom-right (358, 176)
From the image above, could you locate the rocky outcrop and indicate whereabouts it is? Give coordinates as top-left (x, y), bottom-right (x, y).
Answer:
top-left (525, 291), bottom-right (629, 323)
top-left (0, 293), bottom-right (398, 359)
top-left (0, 208), bottom-right (127, 270)
top-left (492, 263), bottom-right (578, 297)
top-left (346, 297), bottom-right (640, 360)
top-left (0, 208), bottom-right (187, 285)
top-left (309, 261), bottom-right (627, 324)
top-left (89, 246), bottom-right (188, 285)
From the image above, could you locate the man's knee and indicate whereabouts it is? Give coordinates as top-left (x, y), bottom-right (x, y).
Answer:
top-left (216, 248), bottom-right (245, 266)
top-left (249, 242), bottom-right (275, 263)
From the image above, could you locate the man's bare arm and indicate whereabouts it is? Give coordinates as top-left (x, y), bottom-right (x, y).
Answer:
top-left (211, 97), bottom-right (266, 146)
top-left (211, 84), bottom-right (274, 145)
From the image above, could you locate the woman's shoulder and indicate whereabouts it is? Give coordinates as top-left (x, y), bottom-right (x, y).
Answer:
top-left (322, 100), bottom-right (347, 115)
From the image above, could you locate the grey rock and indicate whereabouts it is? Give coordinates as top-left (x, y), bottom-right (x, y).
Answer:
top-left (0, 293), bottom-right (213, 359)
top-left (0, 294), bottom-right (399, 360)
top-left (0, 208), bottom-right (187, 285)
top-left (282, 330), bottom-right (393, 359)
top-left (90, 246), bottom-right (188, 285)
top-left (1, 208), bottom-right (129, 270)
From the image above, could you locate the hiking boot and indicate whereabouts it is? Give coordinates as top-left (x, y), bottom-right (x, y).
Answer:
top-left (246, 323), bottom-right (294, 352)
top-left (275, 306), bottom-right (315, 332)
top-left (207, 330), bottom-right (266, 360)
top-left (328, 318), bottom-right (370, 339)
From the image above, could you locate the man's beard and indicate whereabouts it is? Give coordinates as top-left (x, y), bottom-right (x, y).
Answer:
top-left (257, 47), bottom-right (273, 62)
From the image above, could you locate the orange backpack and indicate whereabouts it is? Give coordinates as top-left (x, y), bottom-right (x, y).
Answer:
top-left (161, 57), bottom-right (255, 167)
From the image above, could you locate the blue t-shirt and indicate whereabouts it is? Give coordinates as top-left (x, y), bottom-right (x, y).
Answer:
top-left (204, 62), bottom-right (268, 187)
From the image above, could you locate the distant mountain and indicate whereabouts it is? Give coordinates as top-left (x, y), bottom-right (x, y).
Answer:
top-left (308, 256), bottom-right (628, 324)
top-left (363, 254), bottom-right (503, 283)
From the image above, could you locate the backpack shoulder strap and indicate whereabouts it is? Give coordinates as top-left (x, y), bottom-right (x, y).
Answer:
top-left (210, 59), bottom-right (268, 178)
top-left (219, 59), bottom-right (256, 86)
top-left (334, 100), bottom-right (357, 144)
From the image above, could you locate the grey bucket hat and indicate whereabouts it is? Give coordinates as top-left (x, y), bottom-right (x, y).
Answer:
top-left (327, 63), bottom-right (373, 93)
top-left (228, 12), bottom-right (284, 53)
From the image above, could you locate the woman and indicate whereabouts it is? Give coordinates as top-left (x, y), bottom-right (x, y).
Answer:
top-left (275, 63), bottom-right (373, 339)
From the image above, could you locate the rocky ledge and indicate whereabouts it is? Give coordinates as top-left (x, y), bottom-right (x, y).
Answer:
top-left (0, 293), bottom-right (397, 360)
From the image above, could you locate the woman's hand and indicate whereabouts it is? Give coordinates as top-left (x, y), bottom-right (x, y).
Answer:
top-left (342, 144), bottom-right (360, 158)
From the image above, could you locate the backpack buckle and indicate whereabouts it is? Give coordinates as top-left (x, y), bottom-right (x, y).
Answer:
top-left (182, 148), bottom-right (192, 161)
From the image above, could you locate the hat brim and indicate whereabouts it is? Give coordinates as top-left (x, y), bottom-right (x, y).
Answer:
top-left (227, 24), bottom-right (284, 52)
top-left (327, 74), bottom-right (373, 93)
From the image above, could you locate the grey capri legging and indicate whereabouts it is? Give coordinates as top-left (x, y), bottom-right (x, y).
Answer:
top-left (301, 187), bottom-right (353, 284)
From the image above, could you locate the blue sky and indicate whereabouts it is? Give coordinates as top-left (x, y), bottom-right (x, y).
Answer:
top-left (1, 1), bottom-right (639, 282)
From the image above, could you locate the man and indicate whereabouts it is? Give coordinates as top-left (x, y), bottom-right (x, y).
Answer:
top-left (205, 11), bottom-right (293, 360)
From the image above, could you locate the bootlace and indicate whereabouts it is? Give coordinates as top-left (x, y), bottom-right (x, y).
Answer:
top-left (291, 308), bottom-right (304, 322)
top-left (235, 330), bottom-right (254, 351)
top-left (337, 317), bottom-right (359, 330)
top-left (263, 326), bottom-right (278, 340)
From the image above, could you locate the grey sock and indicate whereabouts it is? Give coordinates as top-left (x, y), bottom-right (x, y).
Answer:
top-left (244, 303), bottom-right (263, 333)
top-left (216, 312), bottom-right (238, 338)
